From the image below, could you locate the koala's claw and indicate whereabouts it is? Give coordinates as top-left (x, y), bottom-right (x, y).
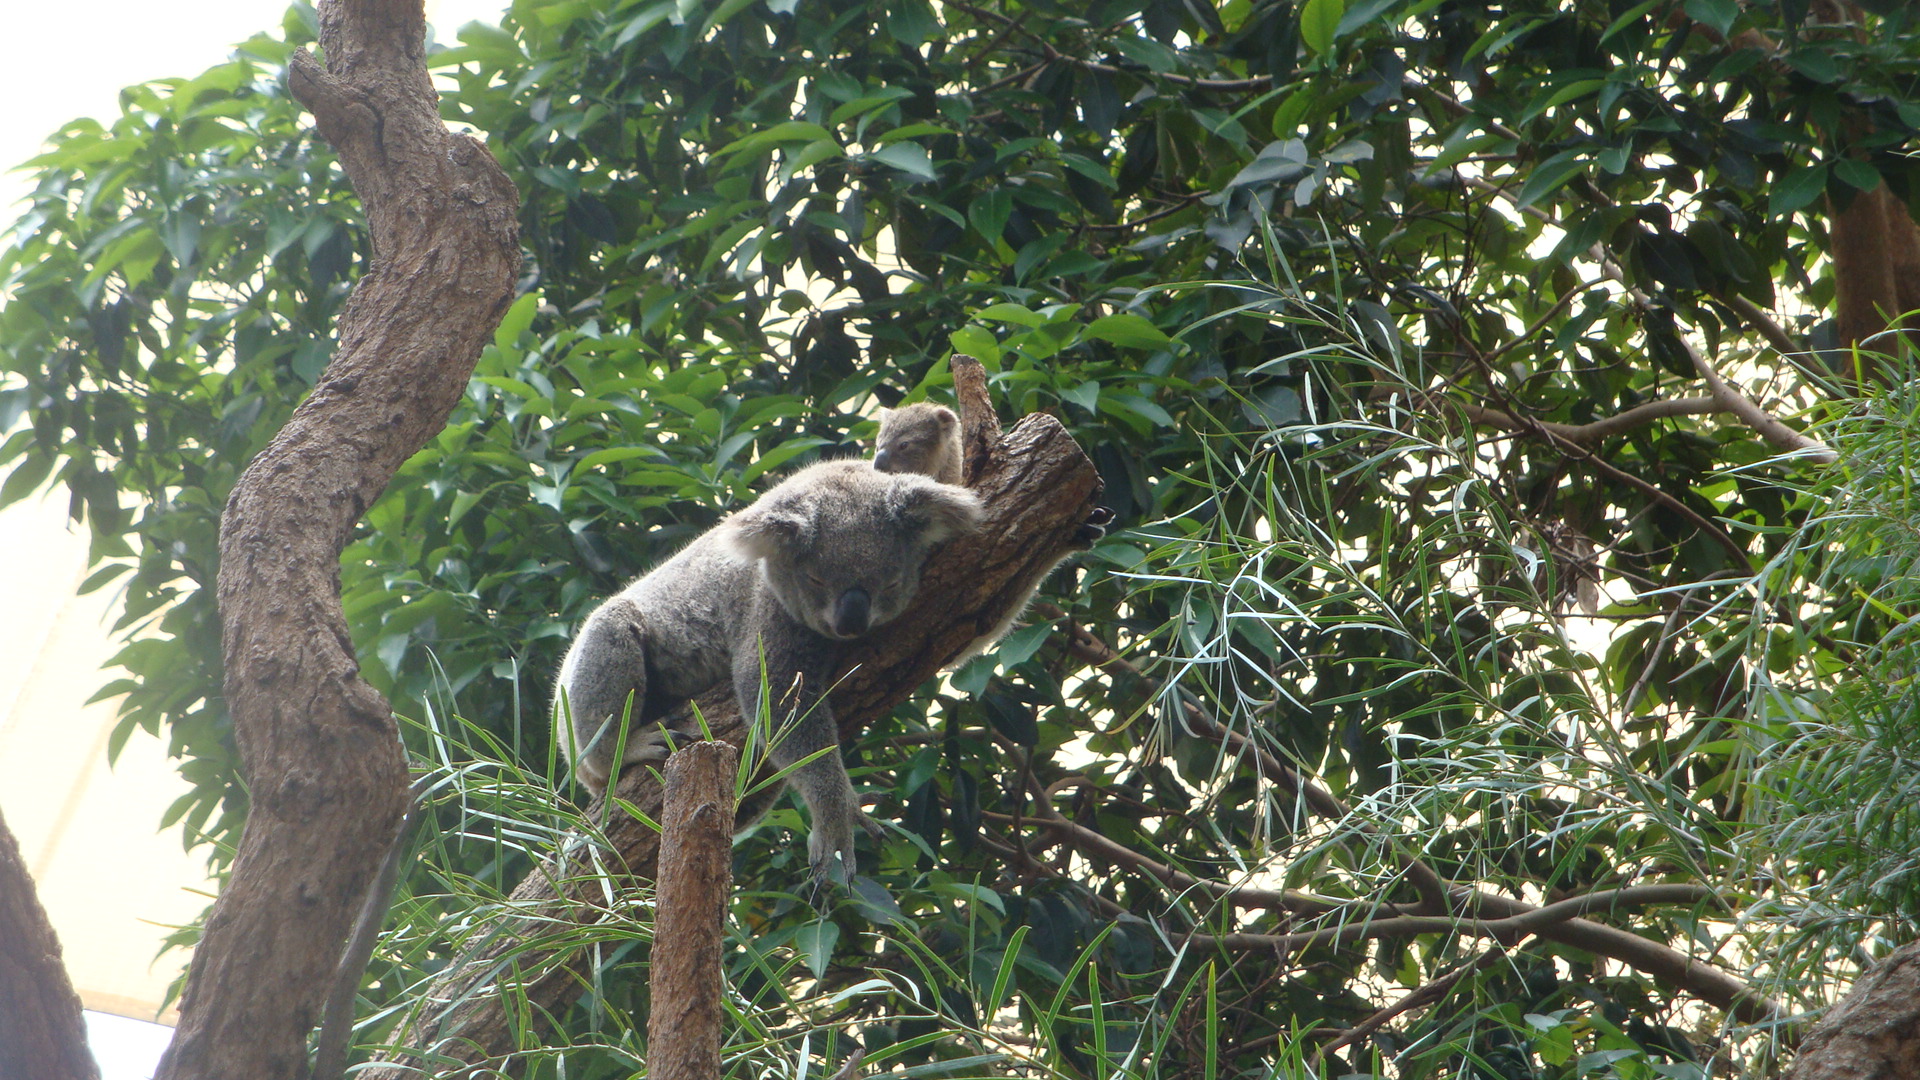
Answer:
top-left (1075, 505), bottom-right (1115, 547)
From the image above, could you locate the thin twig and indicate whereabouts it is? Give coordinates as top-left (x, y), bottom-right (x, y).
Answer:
top-left (1309, 948), bottom-right (1509, 1070)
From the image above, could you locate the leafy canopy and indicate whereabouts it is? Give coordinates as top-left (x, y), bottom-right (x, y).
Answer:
top-left (4, 0), bottom-right (1919, 1075)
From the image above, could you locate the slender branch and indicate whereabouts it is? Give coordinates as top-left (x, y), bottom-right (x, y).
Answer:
top-left (1037, 605), bottom-right (1451, 911)
top-left (1484, 287), bottom-right (1581, 363)
top-left (1722, 293), bottom-right (1805, 360)
top-left (1309, 948), bottom-right (1509, 1070)
top-left (1183, 884), bottom-right (1722, 953)
top-left (1457, 396), bottom-right (1722, 444)
top-left (1450, 342), bottom-right (1758, 566)
top-left (974, 830), bottom-right (1131, 919)
top-left (1622, 599), bottom-right (1689, 717)
top-left (981, 810), bottom-right (1381, 917)
top-left (1682, 335), bottom-right (1837, 463)
top-left (1082, 194), bottom-right (1207, 233)
top-left (1456, 164), bottom-right (1834, 461)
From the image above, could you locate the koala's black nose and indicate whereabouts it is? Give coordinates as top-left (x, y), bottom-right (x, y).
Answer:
top-left (873, 449), bottom-right (896, 473)
top-left (833, 587), bottom-right (872, 637)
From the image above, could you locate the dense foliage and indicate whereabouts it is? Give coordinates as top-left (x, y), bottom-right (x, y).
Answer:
top-left (4, 0), bottom-right (1920, 1075)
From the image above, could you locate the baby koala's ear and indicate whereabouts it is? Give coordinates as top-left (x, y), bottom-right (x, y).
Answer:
top-left (726, 503), bottom-right (813, 563)
top-left (890, 476), bottom-right (984, 545)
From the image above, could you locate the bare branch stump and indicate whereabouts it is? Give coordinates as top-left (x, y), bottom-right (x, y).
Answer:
top-left (155, 1), bottom-right (519, 1077)
top-left (363, 409), bottom-right (1100, 1076)
top-left (649, 743), bottom-right (738, 1080)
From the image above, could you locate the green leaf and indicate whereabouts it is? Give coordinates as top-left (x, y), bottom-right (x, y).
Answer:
top-left (969, 188), bottom-right (1012, 244)
top-left (717, 120), bottom-right (836, 158)
top-left (975, 303), bottom-right (1047, 328)
top-left (1835, 158), bottom-right (1881, 193)
top-left (950, 325), bottom-right (1001, 364)
top-left (494, 292), bottom-right (539, 349)
top-left (1059, 380), bottom-right (1099, 413)
top-left (796, 920), bottom-right (840, 979)
top-left (1683, 0), bottom-right (1738, 37)
top-left (1513, 150), bottom-right (1587, 209)
top-left (867, 141), bottom-right (936, 182)
top-left (994, 621), bottom-right (1054, 668)
top-left (1770, 164), bottom-right (1829, 216)
top-left (1085, 313), bottom-right (1172, 349)
top-left (1299, 0), bottom-right (1345, 55)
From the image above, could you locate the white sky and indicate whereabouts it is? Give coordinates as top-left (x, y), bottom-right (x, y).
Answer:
top-left (0, 3), bottom-right (511, 1077)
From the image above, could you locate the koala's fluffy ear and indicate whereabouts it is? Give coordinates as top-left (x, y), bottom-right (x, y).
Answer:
top-left (727, 502), bottom-right (813, 562)
top-left (891, 478), bottom-right (984, 545)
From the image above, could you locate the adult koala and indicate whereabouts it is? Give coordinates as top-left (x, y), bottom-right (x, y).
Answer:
top-left (554, 459), bottom-right (982, 886)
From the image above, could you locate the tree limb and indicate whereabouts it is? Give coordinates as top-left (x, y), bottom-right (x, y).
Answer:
top-left (155, 1), bottom-right (520, 1076)
top-left (0, 806), bottom-right (98, 1080)
top-left (1457, 396), bottom-right (1723, 444)
top-left (1682, 335), bottom-right (1837, 463)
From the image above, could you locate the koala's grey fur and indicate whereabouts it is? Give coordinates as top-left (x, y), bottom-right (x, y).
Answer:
top-left (554, 459), bottom-right (983, 885)
top-left (875, 403), bottom-right (963, 485)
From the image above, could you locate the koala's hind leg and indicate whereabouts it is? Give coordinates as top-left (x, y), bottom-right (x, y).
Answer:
top-left (555, 597), bottom-right (655, 794)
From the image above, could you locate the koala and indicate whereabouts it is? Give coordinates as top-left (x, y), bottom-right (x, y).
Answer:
top-left (554, 459), bottom-right (983, 886)
top-left (874, 403), bottom-right (963, 485)
top-left (867, 403), bottom-right (1113, 665)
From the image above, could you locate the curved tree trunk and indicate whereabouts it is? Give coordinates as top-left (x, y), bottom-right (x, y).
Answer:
top-left (0, 806), bottom-right (99, 1080)
top-left (1784, 940), bottom-right (1920, 1080)
top-left (361, 368), bottom-right (1102, 1076)
top-left (154, 1), bottom-right (520, 1077)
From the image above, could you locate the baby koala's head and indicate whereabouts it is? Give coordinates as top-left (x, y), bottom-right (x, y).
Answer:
top-left (874, 403), bottom-right (963, 486)
top-left (727, 460), bottom-right (982, 639)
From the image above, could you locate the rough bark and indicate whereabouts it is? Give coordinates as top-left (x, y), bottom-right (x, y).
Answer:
top-left (0, 806), bottom-right (100, 1080)
top-left (361, 408), bottom-right (1100, 1076)
top-left (648, 742), bottom-right (738, 1080)
top-left (1783, 940), bottom-right (1920, 1080)
top-left (154, 1), bottom-right (520, 1078)
top-left (1830, 182), bottom-right (1920, 359)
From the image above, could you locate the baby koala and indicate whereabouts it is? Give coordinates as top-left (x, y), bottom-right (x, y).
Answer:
top-left (874, 403), bottom-right (962, 485)
top-left (553, 459), bottom-right (982, 886)
top-left (868, 398), bottom-right (1113, 667)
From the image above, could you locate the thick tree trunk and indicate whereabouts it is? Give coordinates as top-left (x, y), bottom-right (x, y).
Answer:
top-left (0, 806), bottom-right (99, 1080)
top-left (360, 405), bottom-right (1101, 1076)
top-left (647, 742), bottom-right (738, 1080)
top-left (1783, 940), bottom-right (1920, 1080)
top-left (154, 1), bottom-right (520, 1078)
top-left (1829, 182), bottom-right (1920, 359)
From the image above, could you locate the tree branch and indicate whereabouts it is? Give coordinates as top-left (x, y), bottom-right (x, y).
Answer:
top-left (1456, 396), bottom-right (1723, 444)
top-left (0, 806), bottom-right (98, 1080)
top-left (155, 0), bottom-right (520, 1076)
top-left (1682, 335), bottom-right (1837, 463)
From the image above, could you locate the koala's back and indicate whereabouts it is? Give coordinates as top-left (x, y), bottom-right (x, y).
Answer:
top-left (605, 534), bottom-right (760, 699)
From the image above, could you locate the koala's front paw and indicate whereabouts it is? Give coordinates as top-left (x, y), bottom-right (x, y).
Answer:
top-left (1074, 505), bottom-right (1115, 547)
